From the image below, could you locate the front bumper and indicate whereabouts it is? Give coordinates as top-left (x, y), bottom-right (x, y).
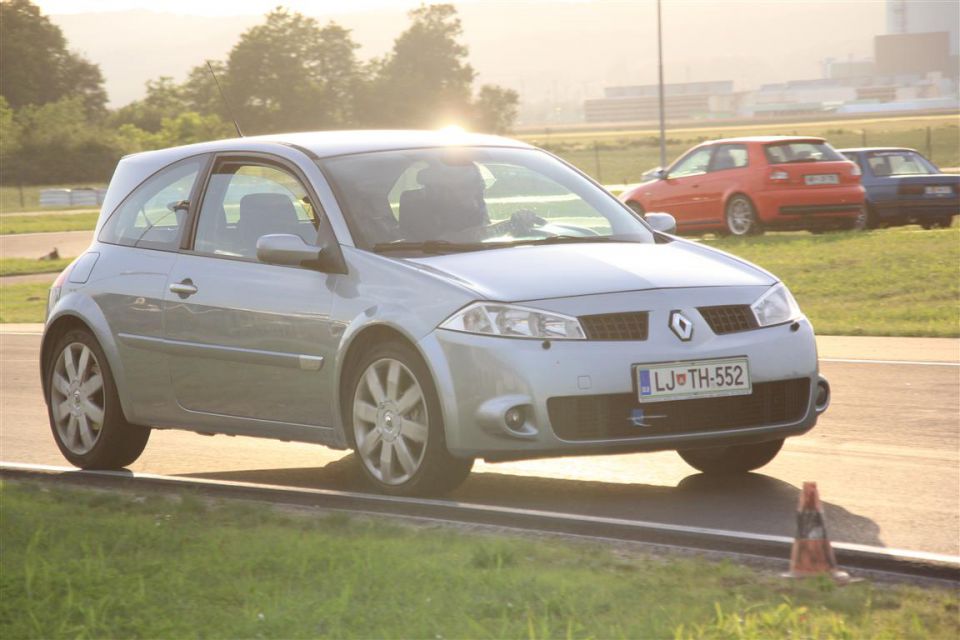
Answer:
top-left (420, 289), bottom-right (823, 460)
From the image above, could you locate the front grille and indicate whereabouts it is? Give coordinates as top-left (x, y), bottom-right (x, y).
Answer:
top-left (580, 312), bottom-right (649, 341)
top-left (547, 378), bottom-right (810, 441)
top-left (698, 305), bottom-right (758, 335)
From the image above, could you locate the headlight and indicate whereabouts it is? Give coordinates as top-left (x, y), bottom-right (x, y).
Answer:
top-left (751, 283), bottom-right (801, 327)
top-left (440, 302), bottom-right (586, 340)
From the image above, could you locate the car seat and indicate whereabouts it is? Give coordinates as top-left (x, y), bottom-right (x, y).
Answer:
top-left (237, 193), bottom-right (304, 258)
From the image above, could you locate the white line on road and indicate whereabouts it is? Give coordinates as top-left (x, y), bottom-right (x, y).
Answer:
top-left (3, 461), bottom-right (958, 567)
top-left (821, 358), bottom-right (960, 367)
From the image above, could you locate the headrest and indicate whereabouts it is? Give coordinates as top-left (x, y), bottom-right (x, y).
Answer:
top-left (239, 193), bottom-right (298, 220)
top-left (417, 163), bottom-right (484, 190)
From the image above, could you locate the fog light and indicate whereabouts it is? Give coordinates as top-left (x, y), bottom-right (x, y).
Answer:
top-left (815, 379), bottom-right (830, 413)
top-left (504, 407), bottom-right (526, 430)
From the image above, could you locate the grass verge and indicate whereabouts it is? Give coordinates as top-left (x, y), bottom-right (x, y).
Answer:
top-left (0, 212), bottom-right (99, 235)
top-left (2, 481), bottom-right (957, 639)
top-left (0, 282), bottom-right (50, 323)
top-left (702, 226), bottom-right (960, 337)
top-left (0, 257), bottom-right (72, 277)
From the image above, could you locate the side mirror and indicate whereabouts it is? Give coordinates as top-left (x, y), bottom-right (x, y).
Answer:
top-left (644, 212), bottom-right (677, 235)
top-left (256, 234), bottom-right (323, 267)
top-left (643, 167), bottom-right (666, 181)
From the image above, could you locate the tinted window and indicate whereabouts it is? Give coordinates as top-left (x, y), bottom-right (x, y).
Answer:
top-left (764, 141), bottom-right (843, 164)
top-left (193, 162), bottom-right (320, 260)
top-left (865, 150), bottom-right (937, 176)
top-left (668, 147), bottom-right (713, 178)
top-left (709, 144), bottom-right (749, 171)
top-left (98, 156), bottom-right (203, 250)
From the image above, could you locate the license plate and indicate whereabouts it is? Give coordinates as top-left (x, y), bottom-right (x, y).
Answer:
top-left (805, 174), bottom-right (839, 185)
top-left (634, 357), bottom-right (751, 402)
top-left (925, 185), bottom-right (952, 196)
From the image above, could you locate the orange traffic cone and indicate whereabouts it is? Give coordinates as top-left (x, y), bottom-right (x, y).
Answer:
top-left (783, 482), bottom-right (858, 583)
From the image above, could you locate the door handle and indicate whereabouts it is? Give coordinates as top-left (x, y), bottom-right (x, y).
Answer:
top-left (169, 279), bottom-right (198, 298)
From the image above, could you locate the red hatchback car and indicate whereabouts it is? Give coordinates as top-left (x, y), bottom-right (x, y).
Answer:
top-left (620, 136), bottom-right (866, 235)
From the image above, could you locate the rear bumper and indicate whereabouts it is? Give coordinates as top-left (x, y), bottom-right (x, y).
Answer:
top-left (873, 198), bottom-right (959, 220)
top-left (752, 185), bottom-right (865, 227)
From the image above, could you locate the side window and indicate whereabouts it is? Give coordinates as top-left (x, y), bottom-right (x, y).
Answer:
top-left (98, 157), bottom-right (204, 250)
top-left (668, 147), bottom-right (713, 178)
top-left (193, 161), bottom-right (320, 260)
top-left (709, 144), bottom-right (748, 172)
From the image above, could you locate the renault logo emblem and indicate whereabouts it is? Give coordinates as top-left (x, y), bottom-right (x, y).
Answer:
top-left (669, 310), bottom-right (694, 341)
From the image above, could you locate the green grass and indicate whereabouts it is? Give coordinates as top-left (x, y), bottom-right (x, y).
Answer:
top-left (523, 114), bottom-right (960, 184)
top-left (0, 282), bottom-right (50, 322)
top-left (702, 226), bottom-right (960, 337)
top-left (0, 257), bottom-right (72, 277)
top-left (0, 212), bottom-right (99, 235)
top-left (0, 183), bottom-right (106, 214)
top-left (3, 481), bottom-right (957, 639)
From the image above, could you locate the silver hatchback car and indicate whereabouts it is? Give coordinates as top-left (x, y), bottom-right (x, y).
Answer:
top-left (42, 130), bottom-right (830, 495)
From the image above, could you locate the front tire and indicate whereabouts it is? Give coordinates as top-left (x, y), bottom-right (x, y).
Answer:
top-left (678, 439), bottom-right (783, 474)
top-left (626, 201), bottom-right (646, 216)
top-left (46, 329), bottom-right (150, 469)
top-left (724, 195), bottom-right (762, 236)
top-left (345, 340), bottom-right (473, 496)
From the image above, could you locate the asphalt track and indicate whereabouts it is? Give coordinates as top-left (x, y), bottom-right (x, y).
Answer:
top-left (1, 328), bottom-right (957, 556)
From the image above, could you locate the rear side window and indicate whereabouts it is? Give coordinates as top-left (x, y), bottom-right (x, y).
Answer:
top-left (709, 144), bottom-right (749, 171)
top-left (764, 142), bottom-right (842, 164)
top-left (98, 157), bottom-right (204, 250)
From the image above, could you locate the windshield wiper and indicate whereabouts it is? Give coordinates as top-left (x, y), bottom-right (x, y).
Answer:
top-left (506, 235), bottom-right (625, 247)
top-left (372, 240), bottom-right (503, 255)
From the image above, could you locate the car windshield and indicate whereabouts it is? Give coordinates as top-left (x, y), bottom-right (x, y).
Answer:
top-left (865, 150), bottom-right (938, 176)
top-left (318, 147), bottom-right (654, 253)
top-left (764, 141), bottom-right (843, 164)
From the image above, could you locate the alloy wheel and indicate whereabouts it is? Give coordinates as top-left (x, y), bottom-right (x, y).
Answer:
top-left (726, 198), bottom-right (754, 235)
top-left (50, 342), bottom-right (105, 455)
top-left (352, 358), bottom-right (429, 485)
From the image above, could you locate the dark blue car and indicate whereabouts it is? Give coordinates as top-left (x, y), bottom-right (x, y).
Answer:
top-left (839, 147), bottom-right (958, 229)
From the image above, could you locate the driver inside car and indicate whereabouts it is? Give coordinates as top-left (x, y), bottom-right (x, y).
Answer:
top-left (398, 163), bottom-right (543, 242)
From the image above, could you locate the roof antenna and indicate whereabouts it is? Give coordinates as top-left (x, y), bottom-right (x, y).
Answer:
top-left (206, 60), bottom-right (243, 137)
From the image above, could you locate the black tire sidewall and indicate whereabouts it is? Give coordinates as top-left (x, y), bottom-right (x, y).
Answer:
top-left (678, 438), bottom-right (783, 474)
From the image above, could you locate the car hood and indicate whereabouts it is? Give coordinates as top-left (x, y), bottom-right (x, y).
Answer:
top-left (406, 241), bottom-right (775, 301)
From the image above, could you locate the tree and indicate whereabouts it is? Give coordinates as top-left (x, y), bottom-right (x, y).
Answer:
top-left (111, 77), bottom-right (190, 132)
top-left (473, 85), bottom-right (519, 134)
top-left (12, 97), bottom-right (121, 182)
top-left (366, 4), bottom-right (476, 128)
top-left (225, 8), bottom-right (362, 134)
top-left (0, 0), bottom-right (107, 117)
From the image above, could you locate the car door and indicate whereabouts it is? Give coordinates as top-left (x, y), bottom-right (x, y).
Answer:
top-left (654, 146), bottom-right (715, 225)
top-left (162, 154), bottom-right (342, 430)
top-left (697, 143), bottom-right (750, 225)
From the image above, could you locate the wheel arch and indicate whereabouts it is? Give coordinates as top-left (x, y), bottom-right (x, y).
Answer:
top-left (41, 302), bottom-right (132, 421)
top-left (335, 322), bottom-right (435, 447)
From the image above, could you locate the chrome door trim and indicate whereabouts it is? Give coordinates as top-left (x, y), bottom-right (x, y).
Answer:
top-left (117, 333), bottom-right (324, 371)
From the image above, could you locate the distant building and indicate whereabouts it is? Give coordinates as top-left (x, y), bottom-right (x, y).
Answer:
top-left (583, 81), bottom-right (734, 123)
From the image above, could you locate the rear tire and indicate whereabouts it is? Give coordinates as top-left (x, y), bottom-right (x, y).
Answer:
top-left (678, 439), bottom-right (783, 474)
top-left (724, 195), bottom-right (762, 236)
top-left (46, 329), bottom-right (150, 469)
top-left (345, 340), bottom-right (473, 496)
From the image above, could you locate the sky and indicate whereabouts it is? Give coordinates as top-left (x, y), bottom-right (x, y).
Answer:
top-left (34, 0), bottom-right (488, 16)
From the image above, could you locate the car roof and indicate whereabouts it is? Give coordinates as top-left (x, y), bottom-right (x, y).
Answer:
top-left (121, 129), bottom-right (532, 164)
top-left (702, 135), bottom-right (827, 145)
top-left (835, 147), bottom-right (918, 153)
